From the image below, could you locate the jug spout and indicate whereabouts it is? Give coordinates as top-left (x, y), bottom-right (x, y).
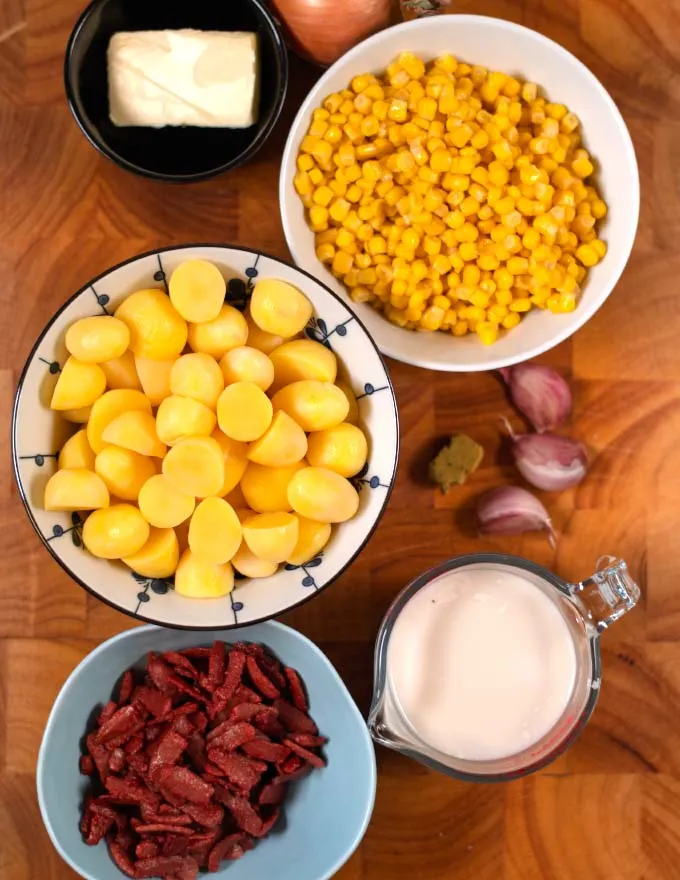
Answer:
top-left (568, 557), bottom-right (640, 632)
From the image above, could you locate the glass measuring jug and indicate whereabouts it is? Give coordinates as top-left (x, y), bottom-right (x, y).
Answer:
top-left (368, 553), bottom-right (640, 782)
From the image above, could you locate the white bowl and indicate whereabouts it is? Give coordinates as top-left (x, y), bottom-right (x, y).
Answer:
top-left (12, 244), bottom-right (399, 629)
top-left (279, 15), bottom-right (639, 372)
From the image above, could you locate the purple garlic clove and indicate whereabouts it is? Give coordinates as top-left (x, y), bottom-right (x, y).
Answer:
top-left (477, 486), bottom-right (556, 547)
top-left (511, 433), bottom-right (588, 492)
top-left (500, 364), bottom-right (572, 433)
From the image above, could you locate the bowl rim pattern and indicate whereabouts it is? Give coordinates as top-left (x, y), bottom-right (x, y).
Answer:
top-left (11, 243), bottom-right (400, 630)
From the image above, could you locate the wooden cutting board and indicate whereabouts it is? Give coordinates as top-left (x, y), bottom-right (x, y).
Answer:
top-left (0, 0), bottom-right (677, 877)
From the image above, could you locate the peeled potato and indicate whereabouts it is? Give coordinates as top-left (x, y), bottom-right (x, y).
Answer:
top-left (217, 382), bottom-right (273, 442)
top-left (240, 461), bottom-right (305, 513)
top-left (271, 380), bottom-right (349, 432)
top-left (188, 497), bottom-right (242, 564)
top-left (44, 468), bottom-right (110, 511)
top-left (175, 550), bottom-right (234, 598)
top-left (50, 357), bottom-right (106, 411)
top-left (212, 430), bottom-right (248, 496)
top-left (169, 259), bottom-right (226, 323)
top-left (247, 411), bottom-right (307, 467)
top-left (87, 390), bottom-right (152, 454)
top-left (224, 483), bottom-right (247, 509)
top-left (170, 352), bottom-right (224, 409)
top-left (63, 407), bottom-right (92, 423)
top-left (306, 423), bottom-right (368, 477)
top-left (287, 466), bottom-right (359, 523)
top-left (156, 395), bottom-right (216, 446)
top-left (231, 542), bottom-right (278, 578)
top-left (135, 357), bottom-right (174, 406)
top-left (242, 512), bottom-right (299, 563)
top-left (219, 346), bottom-right (274, 391)
top-left (102, 411), bottom-right (166, 458)
top-left (336, 380), bottom-right (360, 426)
top-left (123, 527), bottom-right (179, 578)
top-left (187, 304), bottom-right (248, 359)
top-left (101, 350), bottom-right (142, 391)
top-left (83, 504), bottom-right (150, 559)
top-left (58, 429), bottom-right (95, 471)
top-left (65, 316), bottom-right (130, 364)
top-left (245, 308), bottom-right (286, 354)
top-left (269, 339), bottom-right (337, 391)
top-left (115, 288), bottom-right (187, 359)
top-left (249, 279), bottom-right (313, 338)
top-left (138, 474), bottom-right (195, 529)
top-left (95, 446), bottom-right (157, 502)
top-left (287, 516), bottom-right (332, 566)
top-left (163, 436), bottom-right (225, 498)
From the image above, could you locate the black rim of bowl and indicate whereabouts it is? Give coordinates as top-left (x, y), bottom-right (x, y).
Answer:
top-left (11, 243), bottom-right (400, 630)
top-left (63, 0), bottom-right (289, 182)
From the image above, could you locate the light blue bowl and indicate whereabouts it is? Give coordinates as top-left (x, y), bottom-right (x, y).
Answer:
top-left (37, 622), bottom-right (376, 880)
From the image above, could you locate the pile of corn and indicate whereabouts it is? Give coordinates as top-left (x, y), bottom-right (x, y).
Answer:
top-left (294, 53), bottom-right (608, 345)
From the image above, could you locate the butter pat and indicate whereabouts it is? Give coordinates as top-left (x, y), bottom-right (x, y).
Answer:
top-left (107, 30), bottom-right (259, 128)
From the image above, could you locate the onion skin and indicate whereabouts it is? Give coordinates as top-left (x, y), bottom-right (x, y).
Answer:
top-left (512, 433), bottom-right (588, 492)
top-left (477, 486), bottom-right (556, 547)
top-left (268, 0), bottom-right (392, 66)
top-left (500, 364), bottom-right (572, 433)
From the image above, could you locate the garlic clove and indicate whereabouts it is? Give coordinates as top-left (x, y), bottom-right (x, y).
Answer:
top-left (512, 433), bottom-right (588, 492)
top-left (477, 486), bottom-right (555, 547)
top-left (500, 364), bottom-right (572, 433)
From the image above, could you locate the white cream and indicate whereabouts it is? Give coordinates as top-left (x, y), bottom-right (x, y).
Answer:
top-left (387, 566), bottom-right (577, 761)
top-left (107, 30), bottom-right (259, 128)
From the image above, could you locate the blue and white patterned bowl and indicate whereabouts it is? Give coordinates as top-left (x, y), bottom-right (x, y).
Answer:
top-left (12, 244), bottom-right (399, 629)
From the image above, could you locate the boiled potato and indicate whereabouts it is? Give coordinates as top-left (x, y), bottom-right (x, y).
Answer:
top-left (242, 512), bottom-right (299, 563)
top-left (231, 542), bottom-right (278, 578)
top-left (87, 390), bottom-right (152, 454)
top-left (224, 482), bottom-right (248, 509)
top-left (123, 527), bottom-right (179, 578)
top-left (63, 407), bottom-right (92, 423)
top-left (101, 350), bottom-right (142, 390)
top-left (175, 518), bottom-right (191, 554)
top-left (169, 259), bottom-right (226, 323)
top-left (50, 357), bottom-right (106, 410)
top-left (212, 430), bottom-right (249, 496)
top-left (269, 339), bottom-right (337, 391)
top-left (287, 466), bottom-right (359, 523)
top-left (245, 308), bottom-right (286, 354)
top-left (336, 380), bottom-right (360, 425)
top-left (187, 304), bottom-right (248, 359)
top-left (188, 497), bottom-right (242, 564)
top-left (249, 279), bottom-right (313, 338)
top-left (163, 436), bottom-right (225, 498)
top-left (217, 382), bottom-right (273, 442)
top-left (138, 474), bottom-right (195, 529)
top-left (287, 516), bottom-right (332, 566)
top-left (44, 468), bottom-right (109, 511)
top-left (115, 288), bottom-right (187, 359)
top-left (271, 380), bottom-right (349, 432)
top-left (94, 446), bottom-right (157, 502)
top-left (170, 352), bottom-right (224, 409)
top-left (156, 395), bottom-right (216, 446)
top-left (65, 316), bottom-right (130, 363)
top-left (175, 550), bottom-right (234, 598)
top-left (135, 357), bottom-right (174, 406)
top-left (306, 423), bottom-right (368, 477)
top-left (58, 429), bottom-right (95, 471)
top-left (102, 411), bottom-right (166, 458)
top-left (247, 411), bottom-right (307, 467)
top-left (219, 346), bottom-right (274, 391)
top-left (83, 504), bottom-right (149, 559)
top-left (240, 461), bottom-right (305, 513)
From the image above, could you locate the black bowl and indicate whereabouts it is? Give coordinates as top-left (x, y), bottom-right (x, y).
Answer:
top-left (64, 0), bottom-right (288, 182)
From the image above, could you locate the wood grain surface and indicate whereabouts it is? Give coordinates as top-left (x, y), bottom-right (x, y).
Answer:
top-left (0, 0), bottom-right (677, 877)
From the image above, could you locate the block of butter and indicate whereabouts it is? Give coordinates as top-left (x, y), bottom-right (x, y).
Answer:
top-left (107, 30), bottom-right (259, 128)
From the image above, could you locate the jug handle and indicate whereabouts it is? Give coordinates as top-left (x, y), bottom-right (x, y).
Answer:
top-left (567, 557), bottom-right (641, 632)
